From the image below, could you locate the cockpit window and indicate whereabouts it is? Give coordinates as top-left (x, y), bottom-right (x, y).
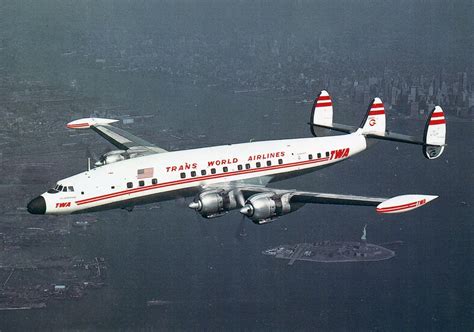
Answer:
top-left (47, 184), bottom-right (74, 194)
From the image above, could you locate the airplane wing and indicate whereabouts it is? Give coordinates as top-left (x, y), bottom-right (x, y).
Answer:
top-left (286, 191), bottom-right (436, 213)
top-left (67, 118), bottom-right (168, 154)
top-left (194, 184), bottom-right (437, 223)
top-left (286, 191), bottom-right (386, 206)
top-left (239, 186), bottom-right (436, 212)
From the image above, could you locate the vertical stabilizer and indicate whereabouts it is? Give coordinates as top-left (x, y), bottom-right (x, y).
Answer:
top-left (423, 106), bottom-right (446, 159)
top-left (310, 90), bottom-right (333, 136)
top-left (360, 98), bottom-right (386, 136)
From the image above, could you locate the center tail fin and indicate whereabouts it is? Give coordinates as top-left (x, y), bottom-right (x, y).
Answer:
top-left (360, 98), bottom-right (386, 136)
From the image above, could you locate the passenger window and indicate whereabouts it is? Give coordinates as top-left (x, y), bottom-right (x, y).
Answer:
top-left (256, 162), bottom-right (261, 168)
top-left (191, 171), bottom-right (196, 177)
top-left (111, 186), bottom-right (115, 189)
top-left (139, 180), bottom-right (145, 187)
top-left (81, 191), bottom-right (84, 195)
top-left (238, 165), bottom-right (243, 171)
top-left (245, 164), bottom-right (251, 169)
top-left (127, 182), bottom-right (133, 189)
top-left (180, 172), bottom-right (186, 179)
top-left (278, 159), bottom-right (283, 165)
top-left (317, 153), bottom-right (321, 158)
top-left (68, 186), bottom-right (74, 192)
top-left (152, 178), bottom-right (158, 185)
top-left (211, 168), bottom-right (216, 174)
top-left (266, 160), bottom-right (271, 166)
top-left (201, 170), bottom-right (206, 176)
top-left (308, 154), bottom-right (313, 160)
top-left (223, 167), bottom-right (228, 173)
top-left (326, 151), bottom-right (330, 157)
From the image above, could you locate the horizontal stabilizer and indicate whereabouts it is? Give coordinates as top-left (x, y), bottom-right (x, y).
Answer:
top-left (362, 105), bottom-right (447, 160)
top-left (309, 122), bottom-right (355, 134)
top-left (376, 194), bottom-right (438, 214)
top-left (67, 118), bottom-right (119, 129)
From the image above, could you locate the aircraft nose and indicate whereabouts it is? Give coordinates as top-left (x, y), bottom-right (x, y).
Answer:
top-left (27, 196), bottom-right (46, 215)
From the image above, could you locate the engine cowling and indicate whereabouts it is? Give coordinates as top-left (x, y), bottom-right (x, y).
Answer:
top-left (95, 150), bottom-right (127, 166)
top-left (188, 190), bottom-right (239, 219)
top-left (239, 192), bottom-right (301, 224)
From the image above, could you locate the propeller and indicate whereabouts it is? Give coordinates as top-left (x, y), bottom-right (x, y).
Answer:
top-left (234, 189), bottom-right (248, 240)
top-left (85, 144), bottom-right (100, 163)
top-left (85, 145), bottom-right (112, 167)
top-left (235, 214), bottom-right (248, 240)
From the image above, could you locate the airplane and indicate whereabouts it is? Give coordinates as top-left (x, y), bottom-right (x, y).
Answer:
top-left (27, 90), bottom-right (447, 225)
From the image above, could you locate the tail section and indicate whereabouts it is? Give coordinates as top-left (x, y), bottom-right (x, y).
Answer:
top-left (363, 105), bottom-right (447, 160)
top-left (360, 98), bottom-right (386, 136)
top-left (423, 106), bottom-right (446, 159)
top-left (309, 90), bottom-right (356, 136)
top-left (307, 90), bottom-right (447, 160)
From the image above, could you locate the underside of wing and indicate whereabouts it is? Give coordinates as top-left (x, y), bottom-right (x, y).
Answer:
top-left (190, 184), bottom-right (438, 224)
top-left (288, 191), bottom-right (386, 206)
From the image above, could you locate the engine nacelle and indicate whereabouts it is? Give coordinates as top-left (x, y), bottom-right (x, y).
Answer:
top-left (240, 192), bottom-right (301, 225)
top-left (188, 190), bottom-right (239, 219)
top-left (95, 150), bottom-right (127, 166)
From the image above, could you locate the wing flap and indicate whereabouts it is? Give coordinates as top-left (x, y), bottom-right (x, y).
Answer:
top-left (290, 191), bottom-right (386, 206)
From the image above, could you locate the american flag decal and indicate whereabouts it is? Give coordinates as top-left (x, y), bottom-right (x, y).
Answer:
top-left (137, 167), bottom-right (154, 179)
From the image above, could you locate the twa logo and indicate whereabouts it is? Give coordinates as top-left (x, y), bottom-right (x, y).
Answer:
top-left (56, 202), bottom-right (71, 208)
top-left (329, 148), bottom-right (350, 160)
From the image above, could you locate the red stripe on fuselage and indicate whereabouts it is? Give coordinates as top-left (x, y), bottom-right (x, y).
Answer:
top-left (76, 157), bottom-right (332, 206)
top-left (318, 96), bottom-right (331, 101)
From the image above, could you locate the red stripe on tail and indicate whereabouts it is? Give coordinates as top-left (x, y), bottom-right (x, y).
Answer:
top-left (368, 110), bottom-right (385, 116)
top-left (371, 103), bottom-right (384, 108)
top-left (429, 119), bottom-right (446, 125)
top-left (316, 102), bottom-right (332, 107)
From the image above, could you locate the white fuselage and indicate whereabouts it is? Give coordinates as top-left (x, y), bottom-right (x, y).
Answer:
top-left (41, 133), bottom-right (367, 214)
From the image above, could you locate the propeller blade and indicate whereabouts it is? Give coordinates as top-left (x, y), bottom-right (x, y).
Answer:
top-left (234, 189), bottom-right (246, 208)
top-left (235, 214), bottom-right (248, 240)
